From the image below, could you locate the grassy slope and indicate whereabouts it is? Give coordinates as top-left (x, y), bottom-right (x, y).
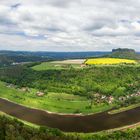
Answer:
top-left (0, 81), bottom-right (113, 114)
top-left (32, 62), bottom-right (65, 71)
top-left (108, 103), bottom-right (140, 114)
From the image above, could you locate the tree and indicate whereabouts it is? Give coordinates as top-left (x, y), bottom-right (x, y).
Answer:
top-left (87, 91), bottom-right (95, 108)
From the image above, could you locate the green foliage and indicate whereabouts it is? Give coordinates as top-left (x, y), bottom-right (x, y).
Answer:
top-left (0, 115), bottom-right (69, 140)
top-left (1, 65), bottom-right (140, 98)
top-left (0, 55), bottom-right (13, 67)
top-left (113, 87), bottom-right (126, 97)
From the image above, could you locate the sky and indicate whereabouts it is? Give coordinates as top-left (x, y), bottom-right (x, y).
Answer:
top-left (0, 0), bottom-right (140, 52)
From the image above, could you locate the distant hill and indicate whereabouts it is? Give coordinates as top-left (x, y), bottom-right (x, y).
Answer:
top-left (0, 51), bottom-right (109, 67)
top-left (0, 55), bottom-right (13, 67)
top-left (0, 49), bottom-right (139, 67)
top-left (0, 54), bottom-right (48, 67)
top-left (105, 48), bottom-right (140, 60)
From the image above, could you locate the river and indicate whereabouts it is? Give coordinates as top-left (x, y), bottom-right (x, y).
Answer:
top-left (0, 98), bottom-right (140, 133)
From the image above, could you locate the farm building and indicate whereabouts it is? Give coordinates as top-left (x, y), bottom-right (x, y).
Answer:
top-left (36, 91), bottom-right (45, 97)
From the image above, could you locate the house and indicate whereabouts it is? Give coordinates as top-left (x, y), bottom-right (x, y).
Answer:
top-left (36, 91), bottom-right (45, 97)
top-left (137, 91), bottom-right (140, 95)
top-left (7, 84), bottom-right (16, 88)
top-left (126, 95), bottom-right (130, 98)
top-left (119, 96), bottom-right (126, 101)
top-left (80, 64), bottom-right (86, 68)
top-left (21, 87), bottom-right (29, 92)
top-left (94, 93), bottom-right (100, 97)
top-left (7, 84), bottom-right (13, 88)
top-left (108, 96), bottom-right (114, 104)
top-left (101, 95), bottom-right (106, 99)
top-left (127, 83), bottom-right (134, 87)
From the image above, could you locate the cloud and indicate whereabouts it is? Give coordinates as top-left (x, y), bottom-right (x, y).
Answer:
top-left (0, 0), bottom-right (140, 51)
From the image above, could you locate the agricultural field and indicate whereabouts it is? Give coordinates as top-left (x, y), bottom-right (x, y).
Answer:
top-left (32, 58), bottom-right (138, 71)
top-left (85, 58), bottom-right (137, 65)
top-left (51, 59), bottom-right (85, 64)
top-left (0, 81), bottom-right (113, 114)
top-left (32, 59), bottom-right (85, 71)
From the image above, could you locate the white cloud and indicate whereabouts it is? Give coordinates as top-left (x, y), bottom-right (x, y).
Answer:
top-left (0, 0), bottom-right (140, 51)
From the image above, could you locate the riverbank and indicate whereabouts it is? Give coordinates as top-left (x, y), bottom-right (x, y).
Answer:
top-left (0, 97), bottom-right (102, 116)
top-left (0, 111), bottom-right (39, 128)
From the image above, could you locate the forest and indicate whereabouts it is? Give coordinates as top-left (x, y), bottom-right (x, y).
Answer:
top-left (0, 64), bottom-right (140, 97)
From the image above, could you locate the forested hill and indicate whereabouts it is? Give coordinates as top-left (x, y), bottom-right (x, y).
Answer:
top-left (105, 48), bottom-right (140, 60)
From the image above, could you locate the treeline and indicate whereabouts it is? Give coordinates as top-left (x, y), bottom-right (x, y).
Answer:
top-left (1, 114), bottom-right (140, 140)
top-left (0, 55), bottom-right (13, 67)
top-left (0, 55), bottom-right (49, 67)
top-left (0, 115), bottom-right (73, 140)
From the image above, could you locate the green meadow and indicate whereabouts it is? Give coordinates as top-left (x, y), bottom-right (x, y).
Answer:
top-left (32, 61), bottom-right (83, 71)
top-left (0, 81), bottom-right (113, 114)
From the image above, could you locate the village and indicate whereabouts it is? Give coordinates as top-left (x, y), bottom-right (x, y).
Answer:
top-left (6, 83), bottom-right (140, 105)
top-left (7, 84), bottom-right (45, 97)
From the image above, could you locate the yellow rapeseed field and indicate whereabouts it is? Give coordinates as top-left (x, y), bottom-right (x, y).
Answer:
top-left (85, 58), bottom-right (137, 65)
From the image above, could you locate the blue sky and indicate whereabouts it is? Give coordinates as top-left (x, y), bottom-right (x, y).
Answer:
top-left (0, 0), bottom-right (140, 51)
